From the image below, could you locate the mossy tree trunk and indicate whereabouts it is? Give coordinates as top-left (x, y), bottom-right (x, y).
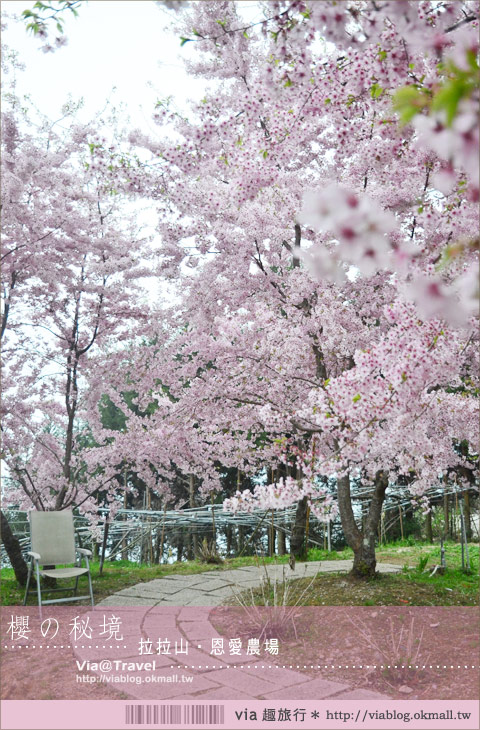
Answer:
top-left (290, 496), bottom-right (308, 559)
top-left (1, 510), bottom-right (28, 586)
top-left (337, 471), bottom-right (388, 579)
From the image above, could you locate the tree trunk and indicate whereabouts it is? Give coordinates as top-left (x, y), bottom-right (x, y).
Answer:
top-left (176, 532), bottom-right (184, 562)
top-left (290, 496), bottom-right (308, 559)
top-left (337, 472), bottom-right (388, 579)
top-left (1, 510), bottom-right (28, 586)
top-left (99, 518), bottom-right (110, 575)
top-left (443, 493), bottom-right (450, 539)
top-left (268, 524), bottom-right (276, 556)
top-left (121, 473), bottom-right (128, 560)
top-left (154, 529), bottom-right (162, 564)
top-left (278, 521), bottom-right (286, 556)
top-left (268, 508), bottom-right (276, 556)
top-left (186, 531), bottom-right (193, 560)
top-left (55, 351), bottom-right (79, 511)
top-left (351, 539), bottom-right (377, 577)
top-left (464, 491), bottom-right (472, 542)
top-left (189, 474), bottom-right (198, 559)
top-left (238, 524), bottom-right (245, 553)
top-left (226, 525), bottom-right (232, 556)
top-left (425, 509), bottom-right (433, 544)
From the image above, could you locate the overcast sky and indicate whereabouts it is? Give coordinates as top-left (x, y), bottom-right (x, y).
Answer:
top-left (2, 1), bottom-right (223, 304)
top-left (2, 1), bottom-right (213, 130)
top-left (2, 1), bottom-right (263, 129)
top-left (2, 0), bottom-right (272, 314)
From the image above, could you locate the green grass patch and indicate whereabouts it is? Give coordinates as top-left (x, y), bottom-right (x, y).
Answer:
top-left (375, 540), bottom-right (479, 571)
top-left (236, 568), bottom-right (478, 606)
top-left (2, 541), bottom-right (477, 606)
top-left (1, 554), bottom-right (290, 606)
top-left (232, 541), bottom-right (479, 607)
top-left (307, 546), bottom-right (353, 561)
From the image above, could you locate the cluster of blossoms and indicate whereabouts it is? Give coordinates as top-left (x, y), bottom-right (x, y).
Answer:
top-left (224, 475), bottom-right (338, 523)
top-left (298, 185), bottom-right (397, 278)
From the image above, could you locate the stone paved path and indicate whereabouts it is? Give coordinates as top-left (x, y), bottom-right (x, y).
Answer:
top-left (99, 560), bottom-right (401, 607)
top-left (75, 602), bottom-right (390, 701)
top-left (77, 561), bottom-right (400, 701)
top-left (79, 560), bottom-right (400, 701)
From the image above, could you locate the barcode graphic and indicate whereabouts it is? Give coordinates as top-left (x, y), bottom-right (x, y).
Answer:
top-left (125, 705), bottom-right (180, 725)
top-left (184, 705), bottom-right (225, 724)
top-left (125, 704), bottom-right (225, 725)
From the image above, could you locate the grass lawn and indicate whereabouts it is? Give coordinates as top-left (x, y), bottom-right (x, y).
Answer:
top-left (237, 568), bottom-right (479, 606)
top-left (308, 539), bottom-right (479, 570)
top-left (229, 541), bottom-right (479, 606)
top-left (1, 540), bottom-right (477, 606)
top-left (0, 554), bottom-right (289, 606)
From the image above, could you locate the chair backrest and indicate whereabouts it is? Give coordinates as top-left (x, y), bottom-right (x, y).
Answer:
top-left (30, 510), bottom-right (76, 565)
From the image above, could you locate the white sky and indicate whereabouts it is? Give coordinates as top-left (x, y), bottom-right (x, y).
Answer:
top-left (2, 1), bottom-right (262, 126)
top-left (2, 1), bottom-right (265, 301)
top-left (2, 0), bottom-right (214, 305)
top-left (1, 0), bottom-right (209, 131)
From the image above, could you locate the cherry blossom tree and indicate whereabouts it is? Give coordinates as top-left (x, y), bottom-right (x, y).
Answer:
top-left (1, 67), bottom-right (154, 529)
top-left (3, 1), bottom-right (478, 581)
top-left (113, 0), bottom-right (479, 576)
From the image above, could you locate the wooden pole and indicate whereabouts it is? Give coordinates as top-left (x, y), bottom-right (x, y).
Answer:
top-left (269, 509), bottom-right (273, 557)
top-left (460, 511), bottom-right (465, 569)
top-left (99, 515), bottom-right (110, 576)
top-left (440, 538), bottom-right (446, 568)
top-left (147, 486), bottom-right (153, 565)
top-left (459, 496), bottom-right (470, 571)
top-left (278, 509), bottom-right (286, 555)
top-left (211, 492), bottom-right (217, 545)
top-left (159, 503), bottom-right (167, 564)
top-left (305, 505), bottom-right (310, 554)
top-left (399, 505), bottom-right (404, 540)
top-left (443, 493), bottom-right (449, 539)
top-left (189, 475), bottom-right (198, 559)
top-left (327, 518), bottom-right (331, 552)
top-left (455, 490), bottom-right (459, 541)
top-left (464, 490), bottom-right (472, 541)
top-left (237, 469), bottom-right (243, 555)
top-left (122, 466), bottom-right (128, 560)
top-left (140, 490), bottom-right (146, 563)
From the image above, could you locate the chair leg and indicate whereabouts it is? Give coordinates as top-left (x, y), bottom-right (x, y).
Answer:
top-left (74, 576), bottom-right (79, 596)
top-left (23, 563), bottom-right (32, 606)
top-left (88, 571), bottom-right (94, 606)
top-left (85, 557), bottom-right (94, 606)
top-left (35, 562), bottom-right (42, 611)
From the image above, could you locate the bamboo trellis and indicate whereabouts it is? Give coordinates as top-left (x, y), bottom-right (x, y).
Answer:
top-left (2, 483), bottom-right (477, 566)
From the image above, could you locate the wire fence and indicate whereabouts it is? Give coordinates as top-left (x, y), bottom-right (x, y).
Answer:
top-left (2, 484), bottom-right (477, 567)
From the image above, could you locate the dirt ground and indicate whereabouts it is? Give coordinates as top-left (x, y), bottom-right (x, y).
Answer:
top-left (212, 604), bottom-right (479, 700)
top-left (1, 645), bottom-right (127, 700)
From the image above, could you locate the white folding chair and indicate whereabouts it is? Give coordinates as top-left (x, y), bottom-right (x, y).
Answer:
top-left (23, 510), bottom-right (94, 606)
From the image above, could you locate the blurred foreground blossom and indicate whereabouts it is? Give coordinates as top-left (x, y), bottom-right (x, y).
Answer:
top-left (404, 265), bottom-right (479, 328)
top-left (298, 185), bottom-right (397, 277)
